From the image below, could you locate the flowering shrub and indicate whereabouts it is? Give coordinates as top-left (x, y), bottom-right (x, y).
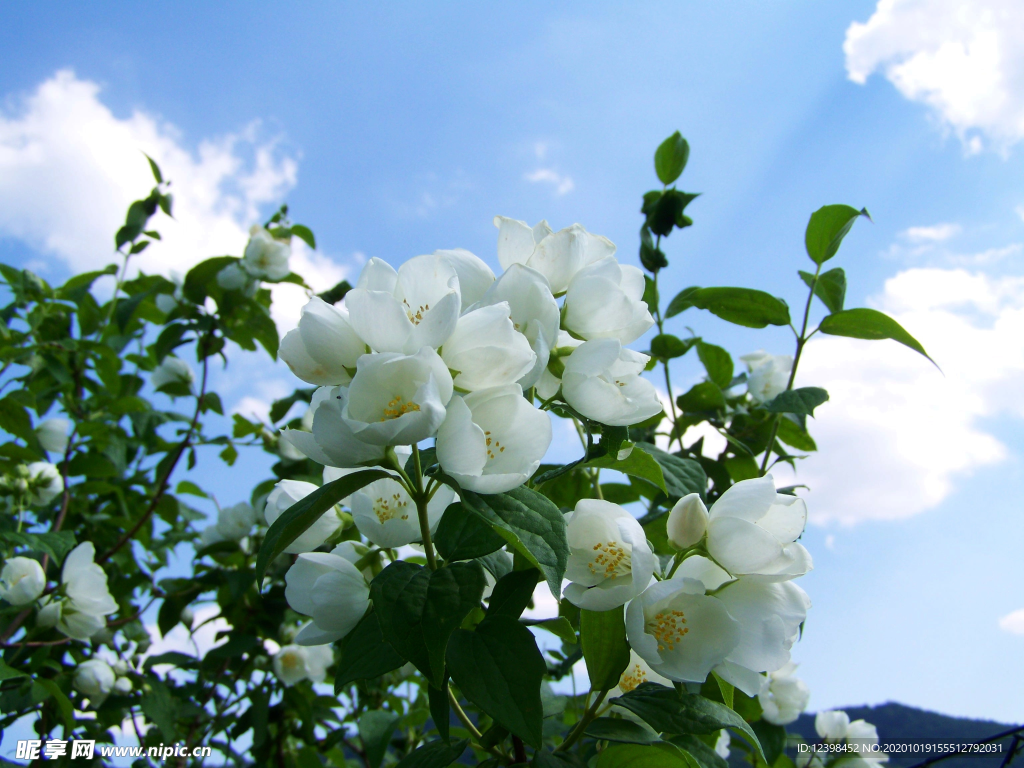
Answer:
top-left (0, 135), bottom-right (928, 766)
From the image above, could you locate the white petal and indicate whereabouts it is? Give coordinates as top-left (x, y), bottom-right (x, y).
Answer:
top-left (758, 495), bottom-right (808, 544)
top-left (708, 475), bottom-right (778, 523)
top-left (435, 248), bottom-right (495, 309)
top-left (494, 216), bottom-right (537, 270)
top-left (345, 289), bottom-right (414, 353)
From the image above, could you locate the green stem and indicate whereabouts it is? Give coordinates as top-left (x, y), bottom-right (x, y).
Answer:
top-left (411, 445), bottom-right (438, 570)
top-left (651, 239), bottom-right (680, 447)
top-left (759, 262), bottom-right (820, 475)
top-left (556, 689), bottom-right (608, 752)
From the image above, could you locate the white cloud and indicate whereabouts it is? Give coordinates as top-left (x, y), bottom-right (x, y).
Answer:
top-left (998, 608), bottom-right (1024, 634)
top-left (0, 70), bottom-right (348, 333)
top-left (776, 265), bottom-right (1024, 525)
top-left (900, 222), bottom-right (961, 242)
top-left (844, 0), bottom-right (1024, 151)
top-left (525, 168), bottom-right (575, 196)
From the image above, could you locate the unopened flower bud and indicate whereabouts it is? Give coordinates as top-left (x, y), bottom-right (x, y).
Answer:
top-left (666, 493), bottom-right (709, 549)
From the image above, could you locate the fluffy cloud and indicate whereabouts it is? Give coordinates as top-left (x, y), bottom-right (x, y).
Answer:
top-left (775, 265), bottom-right (1024, 525)
top-left (525, 168), bottom-right (575, 195)
top-left (0, 70), bottom-right (346, 331)
top-left (998, 608), bottom-right (1024, 635)
top-left (900, 222), bottom-right (961, 242)
top-left (844, 0), bottom-right (1024, 151)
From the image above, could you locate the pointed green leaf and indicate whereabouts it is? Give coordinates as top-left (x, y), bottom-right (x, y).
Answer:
top-left (819, 307), bottom-right (936, 365)
top-left (763, 387), bottom-right (829, 417)
top-left (799, 267), bottom-right (846, 314)
top-left (290, 224), bottom-right (316, 249)
top-left (654, 132), bottom-right (690, 185)
top-left (256, 469), bottom-right (391, 586)
top-left (446, 617), bottom-right (546, 748)
top-left (434, 501), bottom-right (506, 561)
top-left (585, 717), bottom-right (660, 745)
top-left (395, 739), bottom-right (468, 768)
top-left (335, 610), bottom-right (405, 690)
top-left (597, 743), bottom-right (699, 768)
top-left (805, 205), bottom-right (868, 265)
top-left (359, 710), bottom-right (401, 768)
top-left (696, 342), bottom-right (733, 389)
top-left (580, 608), bottom-right (631, 691)
top-left (671, 287), bottom-right (790, 328)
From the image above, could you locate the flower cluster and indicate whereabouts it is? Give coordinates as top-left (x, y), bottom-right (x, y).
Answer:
top-left (565, 474), bottom-right (813, 698)
top-left (279, 217), bottom-right (663, 494)
top-left (36, 543), bottom-right (117, 640)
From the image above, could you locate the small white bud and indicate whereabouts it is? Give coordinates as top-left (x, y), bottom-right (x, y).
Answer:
top-left (666, 493), bottom-right (709, 549)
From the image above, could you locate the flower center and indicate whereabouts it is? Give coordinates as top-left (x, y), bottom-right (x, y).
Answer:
top-left (484, 430), bottom-right (506, 460)
top-left (281, 652), bottom-right (303, 672)
top-left (403, 300), bottom-right (430, 325)
top-left (618, 663), bottom-right (648, 693)
top-left (374, 493), bottom-right (410, 524)
top-left (647, 609), bottom-right (688, 652)
top-left (587, 540), bottom-right (631, 579)
top-left (381, 395), bottom-right (420, 420)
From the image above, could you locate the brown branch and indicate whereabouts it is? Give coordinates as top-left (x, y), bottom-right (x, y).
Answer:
top-left (99, 351), bottom-right (210, 564)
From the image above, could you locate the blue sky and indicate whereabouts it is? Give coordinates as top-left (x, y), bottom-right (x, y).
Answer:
top-left (2, 1), bottom-right (1023, 724)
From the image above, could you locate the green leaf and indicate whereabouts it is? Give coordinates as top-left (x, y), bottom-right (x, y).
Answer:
top-left (371, 561), bottom-right (485, 687)
top-left (335, 610), bottom-right (405, 690)
top-left (775, 417), bottom-right (816, 452)
top-left (665, 286), bottom-right (699, 319)
top-left (460, 487), bottom-right (568, 599)
top-left (580, 608), bottom-right (631, 691)
top-left (34, 678), bottom-right (75, 733)
top-left (318, 279), bottom-right (353, 305)
top-left (675, 381), bottom-right (725, 413)
top-left (650, 334), bottom-right (697, 361)
top-left (182, 256), bottom-right (237, 304)
top-left (585, 717), bottom-right (660, 745)
top-left (290, 224), bottom-right (316, 249)
top-left (655, 132), bottom-right (690, 185)
top-left (144, 152), bottom-right (163, 183)
top-left (3, 531), bottom-right (76, 564)
top-left (446, 616), bottom-right (546, 748)
top-left (394, 739), bottom-right (468, 768)
top-left (819, 308), bottom-right (935, 364)
top-left (532, 617), bottom-right (577, 644)
top-left (635, 444), bottom-right (706, 499)
top-left (672, 287), bottom-right (791, 328)
top-left (428, 683), bottom-right (451, 743)
top-left (597, 744), bottom-right (699, 768)
top-left (256, 469), bottom-right (391, 587)
top-left (587, 443), bottom-right (668, 495)
top-left (359, 710), bottom-right (401, 768)
top-left (666, 736), bottom-right (728, 768)
top-left (141, 679), bottom-right (180, 741)
top-left (0, 660), bottom-right (28, 681)
top-left (762, 387), bottom-right (829, 417)
top-left (614, 684), bottom-right (765, 762)
top-left (750, 720), bottom-right (787, 766)
top-left (799, 268), bottom-right (846, 314)
top-left (805, 204), bottom-right (868, 265)
top-left (434, 502), bottom-right (506, 561)
top-left (486, 569), bottom-right (539, 620)
top-left (697, 342), bottom-right (733, 389)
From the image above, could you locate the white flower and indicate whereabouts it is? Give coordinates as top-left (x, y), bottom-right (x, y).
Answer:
top-left (278, 433), bottom-right (306, 462)
top-left (241, 225), bottom-right (291, 280)
top-left (741, 351), bottom-right (793, 404)
top-left (265, 480), bottom-right (344, 554)
top-left (329, 540), bottom-right (376, 580)
top-left (338, 348), bottom-right (454, 446)
top-left (816, 710), bottom-right (851, 741)
top-left (40, 543), bottom-right (117, 640)
top-left (815, 711), bottom-right (886, 764)
top-left (665, 494), bottom-right (709, 550)
top-left (346, 255), bottom-right (461, 354)
top-left (435, 248), bottom-right (495, 310)
top-left (704, 475), bottom-right (812, 581)
top-left (561, 340), bottom-right (663, 427)
top-left (280, 297), bottom-right (366, 386)
top-left (215, 502), bottom-right (257, 541)
top-left (625, 575), bottom-right (740, 684)
top-left (562, 257), bottom-right (653, 344)
top-left (667, 554), bottom-right (810, 696)
top-left (217, 261), bottom-right (255, 292)
top-left (715, 731), bottom-right (731, 759)
top-left (440, 303), bottom-right (536, 392)
top-left (436, 385), bottom-right (551, 494)
top-left (608, 650), bottom-right (673, 701)
top-left (0, 557), bottom-right (46, 605)
top-left (535, 331), bottom-right (582, 400)
top-left (563, 500), bottom-right (656, 611)
top-left (113, 676), bottom-right (133, 694)
top-left (325, 467), bottom-right (455, 549)
top-left (74, 659), bottom-right (116, 704)
top-left (285, 552), bottom-right (371, 645)
top-left (494, 217), bottom-right (615, 294)
top-left (198, 525), bottom-right (226, 549)
top-left (36, 418), bottom-right (71, 454)
top-left (281, 386), bottom-right (386, 469)
top-left (273, 643), bottom-right (334, 686)
top-left (473, 264), bottom-right (560, 389)
top-left (759, 662), bottom-right (810, 725)
top-left (151, 357), bottom-right (194, 392)
top-left (26, 462), bottom-right (63, 506)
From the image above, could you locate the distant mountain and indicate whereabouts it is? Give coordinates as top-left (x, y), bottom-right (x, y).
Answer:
top-left (786, 702), bottom-right (1020, 768)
